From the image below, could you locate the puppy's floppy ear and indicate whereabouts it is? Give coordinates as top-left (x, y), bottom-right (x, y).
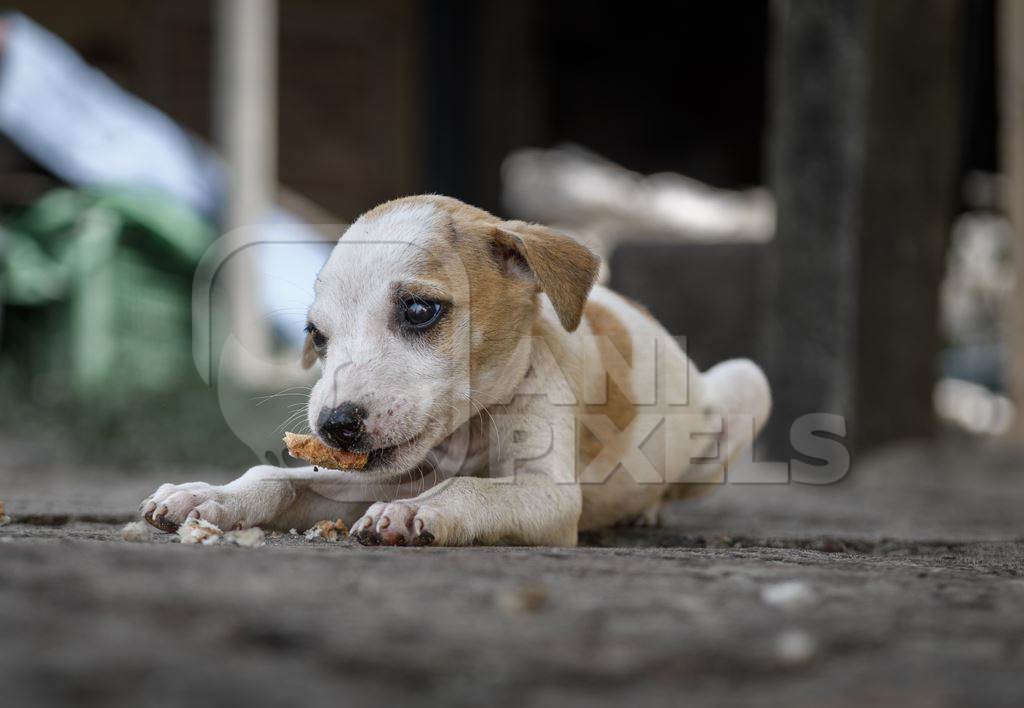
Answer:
top-left (492, 221), bottom-right (600, 332)
top-left (301, 332), bottom-right (317, 369)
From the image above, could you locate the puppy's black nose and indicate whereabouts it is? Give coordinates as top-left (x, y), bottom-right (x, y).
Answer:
top-left (317, 402), bottom-right (367, 450)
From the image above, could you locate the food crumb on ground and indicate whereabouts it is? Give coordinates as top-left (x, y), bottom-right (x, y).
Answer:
top-left (177, 517), bottom-right (224, 545)
top-left (497, 584), bottom-right (550, 614)
top-left (304, 518), bottom-right (348, 542)
top-left (224, 527), bottom-right (266, 548)
top-left (120, 520), bottom-right (154, 542)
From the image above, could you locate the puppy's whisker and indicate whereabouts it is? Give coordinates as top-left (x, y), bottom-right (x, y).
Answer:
top-left (455, 390), bottom-right (501, 465)
top-left (419, 457), bottom-right (437, 496)
top-left (438, 401), bottom-right (478, 475)
top-left (263, 305), bottom-right (311, 317)
top-left (254, 386), bottom-right (313, 406)
top-left (416, 413), bottom-right (450, 485)
top-left (280, 402), bottom-right (310, 415)
top-left (260, 385), bottom-right (313, 395)
top-left (275, 410), bottom-right (309, 433)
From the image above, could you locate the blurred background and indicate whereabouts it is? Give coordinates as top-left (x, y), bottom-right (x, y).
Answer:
top-left (0, 0), bottom-right (1018, 474)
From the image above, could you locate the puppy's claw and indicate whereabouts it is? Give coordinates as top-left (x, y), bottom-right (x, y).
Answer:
top-left (355, 529), bottom-right (381, 546)
top-left (145, 509), bottom-right (178, 534)
top-left (353, 515), bottom-right (380, 545)
top-left (411, 518), bottom-right (434, 546)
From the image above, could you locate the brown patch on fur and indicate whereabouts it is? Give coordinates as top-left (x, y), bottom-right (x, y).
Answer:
top-left (355, 195), bottom-right (598, 393)
top-left (376, 197), bottom-right (594, 386)
top-left (495, 221), bottom-right (599, 332)
top-left (373, 197), bottom-right (599, 327)
top-left (578, 301), bottom-right (637, 469)
top-left (300, 331), bottom-right (317, 369)
top-left (382, 197), bottom-right (536, 386)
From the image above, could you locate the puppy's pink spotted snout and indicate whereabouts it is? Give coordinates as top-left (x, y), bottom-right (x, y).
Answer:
top-left (362, 401), bottom-right (407, 437)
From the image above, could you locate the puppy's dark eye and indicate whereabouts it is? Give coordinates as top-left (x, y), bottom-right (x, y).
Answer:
top-left (400, 298), bottom-right (443, 330)
top-left (304, 322), bottom-right (327, 350)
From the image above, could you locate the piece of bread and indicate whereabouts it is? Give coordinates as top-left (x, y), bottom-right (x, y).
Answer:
top-left (304, 518), bottom-right (349, 542)
top-left (283, 432), bottom-right (368, 470)
top-left (177, 517), bottom-right (223, 545)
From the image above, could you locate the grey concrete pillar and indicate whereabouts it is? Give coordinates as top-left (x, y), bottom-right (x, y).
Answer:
top-left (762, 0), bottom-right (870, 455)
top-left (763, 0), bottom-right (962, 455)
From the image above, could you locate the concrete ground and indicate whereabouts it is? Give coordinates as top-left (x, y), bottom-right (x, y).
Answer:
top-left (3, 434), bottom-right (1024, 707)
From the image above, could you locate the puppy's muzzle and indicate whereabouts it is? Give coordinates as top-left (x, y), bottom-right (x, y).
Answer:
top-left (317, 402), bottom-right (368, 451)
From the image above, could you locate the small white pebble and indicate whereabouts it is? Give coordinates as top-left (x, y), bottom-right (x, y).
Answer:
top-left (177, 517), bottom-right (223, 545)
top-left (224, 527), bottom-right (266, 548)
top-left (120, 521), bottom-right (154, 543)
top-left (288, 528), bottom-right (298, 535)
top-left (775, 629), bottom-right (817, 667)
top-left (761, 581), bottom-right (816, 610)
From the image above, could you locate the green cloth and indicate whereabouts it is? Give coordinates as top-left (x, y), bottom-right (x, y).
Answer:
top-left (4, 188), bottom-right (213, 305)
top-left (2, 187), bottom-right (215, 400)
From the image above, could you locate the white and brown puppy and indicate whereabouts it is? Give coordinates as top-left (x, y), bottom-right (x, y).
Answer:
top-left (140, 195), bottom-right (771, 546)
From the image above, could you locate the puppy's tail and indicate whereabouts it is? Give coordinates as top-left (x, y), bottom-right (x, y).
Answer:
top-left (659, 360), bottom-right (770, 504)
top-left (701, 358), bottom-right (772, 467)
top-left (708, 360), bottom-right (770, 471)
top-left (664, 358), bottom-right (772, 501)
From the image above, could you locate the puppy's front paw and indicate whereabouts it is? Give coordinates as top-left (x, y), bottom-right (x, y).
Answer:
top-left (352, 501), bottom-right (452, 547)
top-left (139, 482), bottom-right (240, 533)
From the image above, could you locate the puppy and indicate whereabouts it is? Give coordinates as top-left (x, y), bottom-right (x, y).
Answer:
top-left (141, 195), bottom-right (771, 546)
